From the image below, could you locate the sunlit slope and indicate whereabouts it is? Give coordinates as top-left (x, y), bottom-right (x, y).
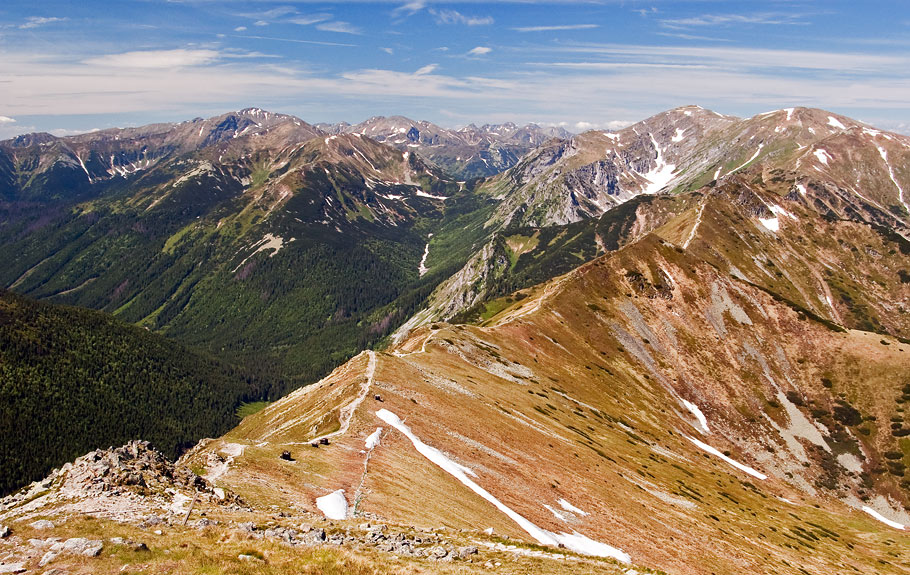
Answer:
top-left (192, 229), bottom-right (910, 574)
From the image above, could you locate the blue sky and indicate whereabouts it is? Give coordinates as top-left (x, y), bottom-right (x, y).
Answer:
top-left (2, 1), bottom-right (910, 138)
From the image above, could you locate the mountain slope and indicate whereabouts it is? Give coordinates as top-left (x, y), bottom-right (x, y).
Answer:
top-left (320, 115), bottom-right (572, 179)
top-left (396, 107), bottom-right (910, 336)
top-left (188, 218), bottom-right (910, 573)
top-left (0, 289), bottom-right (251, 496)
top-left (0, 113), bottom-right (483, 392)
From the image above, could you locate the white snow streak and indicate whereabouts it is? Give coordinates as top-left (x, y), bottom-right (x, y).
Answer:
top-left (376, 409), bottom-right (630, 562)
top-left (671, 128), bottom-right (685, 143)
top-left (876, 145), bottom-right (909, 212)
top-left (682, 400), bottom-right (710, 434)
top-left (862, 506), bottom-right (905, 530)
top-left (558, 498), bottom-right (589, 516)
top-left (418, 242), bottom-right (430, 276)
top-left (316, 490), bottom-right (348, 520)
top-left (796, 184), bottom-right (807, 196)
top-left (640, 134), bottom-right (676, 194)
top-left (730, 144), bottom-right (764, 173)
top-left (415, 190), bottom-right (448, 200)
top-left (785, 108), bottom-right (794, 121)
top-left (685, 436), bottom-right (767, 480)
top-left (76, 155), bottom-right (93, 183)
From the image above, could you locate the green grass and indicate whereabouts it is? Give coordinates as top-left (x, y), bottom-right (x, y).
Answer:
top-left (237, 401), bottom-right (272, 419)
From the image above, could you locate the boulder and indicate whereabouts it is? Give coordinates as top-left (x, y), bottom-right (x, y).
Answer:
top-left (30, 519), bottom-right (55, 530)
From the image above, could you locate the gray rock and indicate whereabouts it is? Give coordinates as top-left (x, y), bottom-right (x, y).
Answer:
top-left (0, 525), bottom-right (9, 538)
top-left (110, 537), bottom-right (148, 551)
top-left (55, 537), bottom-right (103, 557)
top-left (238, 553), bottom-right (263, 562)
top-left (458, 546), bottom-right (479, 559)
top-left (30, 519), bottom-right (55, 530)
top-left (39, 550), bottom-right (59, 566)
top-left (0, 563), bottom-right (26, 574)
top-left (430, 545), bottom-right (448, 559)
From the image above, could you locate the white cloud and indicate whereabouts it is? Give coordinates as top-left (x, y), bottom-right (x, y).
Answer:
top-left (20, 17), bottom-right (67, 30)
top-left (513, 24), bottom-right (598, 32)
top-left (415, 64), bottom-right (438, 75)
top-left (0, 116), bottom-right (15, 123)
top-left (393, 1), bottom-right (427, 17)
top-left (317, 21), bottom-right (361, 34)
top-left (50, 127), bottom-right (100, 137)
top-left (83, 49), bottom-right (221, 69)
top-left (289, 14), bottom-right (332, 26)
top-left (234, 26), bottom-right (247, 32)
top-left (381, 47), bottom-right (394, 55)
top-left (467, 46), bottom-right (492, 56)
top-left (661, 13), bottom-right (808, 30)
top-left (430, 9), bottom-right (493, 26)
top-left (574, 119), bottom-right (633, 131)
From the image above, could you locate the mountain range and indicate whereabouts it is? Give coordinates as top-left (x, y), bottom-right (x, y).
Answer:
top-left (1, 104), bottom-right (909, 574)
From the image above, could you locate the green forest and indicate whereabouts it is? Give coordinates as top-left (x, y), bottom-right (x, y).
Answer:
top-left (0, 289), bottom-right (254, 496)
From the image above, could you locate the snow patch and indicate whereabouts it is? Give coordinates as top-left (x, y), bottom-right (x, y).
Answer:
top-left (671, 128), bottom-right (685, 143)
top-left (415, 190), bottom-right (448, 200)
top-left (796, 183), bottom-right (807, 196)
top-left (376, 409), bottom-right (629, 562)
top-left (682, 400), bottom-right (710, 434)
top-left (685, 436), bottom-right (767, 480)
top-left (862, 506), bottom-right (905, 530)
top-left (365, 428), bottom-right (383, 449)
top-left (785, 108), bottom-right (794, 121)
top-left (813, 149), bottom-right (831, 166)
top-left (827, 116), bottom-right (846, 130)
top-left (316, 490), bottom-right (348, 520)
top-left (758, 205), bottom-right (795, 233)
top-left (604, 132), bottom-right (620, 141)
top-left (557, 498), bottom-right (588, 516)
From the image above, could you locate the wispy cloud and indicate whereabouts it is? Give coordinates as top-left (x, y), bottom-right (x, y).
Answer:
top-left (393, 1), bottom-right (426, 18)
top-left (20, 16), bottom-right (67, 29)
top-left (513, 24), bottom-right (598, 32)
top-left (316, 21), bottom-right (361, 34)
top-left (430, 9), bottom-right (493, 26)
top-left (467, 46), bottom-right (492, 56)
top-left (660, 13), bottom-right (809, 30)
top-left (289, 14), bottom-right (332, 26)
top-left (415, 64), bottom-right (438, 75)
top-left (232, 34), bottom-right (357, 47)
top-left (84, 49), bottom-right (221, 69)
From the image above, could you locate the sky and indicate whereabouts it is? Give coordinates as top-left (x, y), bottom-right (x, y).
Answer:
top-left (2, 1), bottom-right (910, 138)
